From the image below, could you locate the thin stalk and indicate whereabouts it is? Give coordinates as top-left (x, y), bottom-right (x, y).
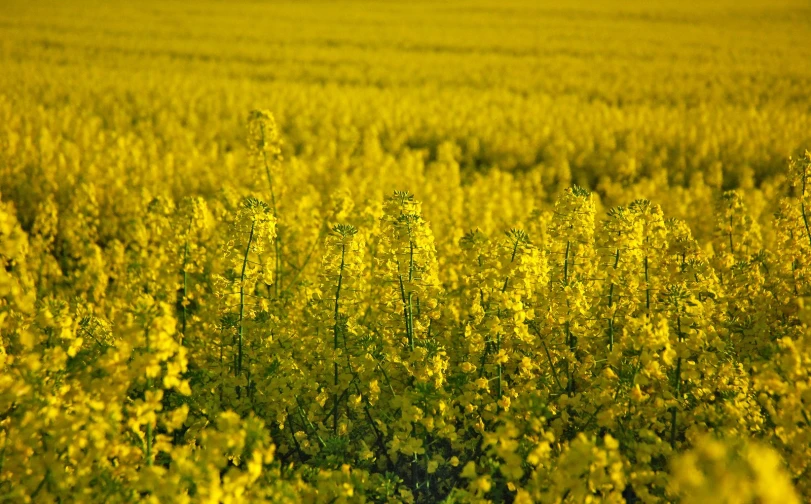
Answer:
top-left (259, 122), bottom-right (282, 297)
top-left (608, 248), bottom-right (620, 351)
top-left (237, 221), bottom-right (257, 377)
top-left (802, 202), bottom-right (811, 249)
top-left (295, 396), bottom-right (326, 448)
top-left (565, 321), bottom-right (573, 395)
top-left (670, 315), bottom-right (683, 448)
top-left (374, 360), bottom-right (397, 396)
top-left (36, 257), bottom-right (45, 300)
top-left (563, 241), bottom-right (574, 395)
top-left (496, 238), bottom-right (521, 408)
top-left (406, 220), bottom-right (416, 350)
top-left (644, 255), bottom-right (651, 312)
top-left (332, 241), bottom-right (347, 434)
top-left (398, 272), bottom-right (413, 351)
top-left (219, 328), bottom-right (224, 405)
top-left (802, 171), bottom-right (811, 248)
top-left (407, 292), bottom-right (414, 350)
top-left (496, 332), bottom-right (502, 411)
top-left (180, 216), bottom-right (193, 343)
top-left (727, 207), bottom-right (735, 253)
top-left (534, 327), bottom-right (565, 393)
top-left (259, 123), bottom-right (279, 216)
top-left (0, 433), bottom-right (6, 474)
top-left (284, 408), bottom-right (305, 461)
top-left (30, 470), bottom-right (50, 500)
top-left (274, 236), bottom-right (282, 298)
top-left (408, 240), bottom-right (415, 282)
top-left (281, 225), bottom-right (327, 295)
top-left (563, 241), bottom-right (571, 285)
top-left (145, 326), bottom-right (153, 466)
top-left (792, 167), bottom-right (811, 245)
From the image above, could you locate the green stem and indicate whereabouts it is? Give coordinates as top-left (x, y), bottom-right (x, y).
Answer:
top-left (219, 328), bottom-right (224, 405)
top-left (801, 201), bottom-right (811, 249)
top-left (145, 326), bottom-right (153, 466)
top-left (563, 240), bottom-right (570, 285)
top-left (495, 239), bottom-right (520, 409)
top-left (295, 396), bottom-right (326, 448)
top-left (398, 272), bottom-right (413, 351)
top-left (397, 218), bottom-right (418, 352)
top-left (407, 292), bottom-right (414, 350)
top-left (496, 332), bottom-right (502, 410)
top-left (670, 315), bottom-right (683, 448)
top-left (563, 241), bottom-right (575, 395)
top-left (281, 224), bottom-right (327, 295)
top-left (608, 248), bottom-right (620, 351)
top-left (237, 221), bottom-right (257, 378)
top-left (259, 122), bottom-right (279, 216)
top-left (727, 203), bottom-right (735, 254)
top-left (259, 122), bottom-right (282, 297)
top-left (274, 236), bottom-right (282, 298)
top-left (180, 216), bottom-right (193, 343)
top-left (332, 241), bottom-right (347, 434)
top-left (566, 321), bottom-right (574, 395)
top-left (531, 324), bottom-right (564, 393)
top-left (644, 255), bottom-right (650, 312)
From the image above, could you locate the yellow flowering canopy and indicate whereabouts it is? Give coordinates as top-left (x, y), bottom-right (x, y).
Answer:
top-left (1, 0), bottom-right (811, 502)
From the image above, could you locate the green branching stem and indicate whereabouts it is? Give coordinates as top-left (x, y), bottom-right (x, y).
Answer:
top-left (530, 323), bottom-right (565, 393)
top-left (281, 224), bottom-right (328, 296)
top-left (295, 396), bottom-right (326, 448)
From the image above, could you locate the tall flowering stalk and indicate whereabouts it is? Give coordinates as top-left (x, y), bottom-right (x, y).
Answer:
top-left (599, 205), bottom-right (644, 352)
top-left (28, 196), bottom-right (61, 298)
top-left (628, 199), bottom-right (668, 316)
top-left (461, 228), bottom-right (543, 415)
top-left (712, 190), bottom-right (762, 287)
top-left (314, 223), bottom-right (366, 435)
top-left (545, 186), bottom-right (598, 397)
top-left (216, 197), bottom-right (276, 392)
top-left (248, 110), bottom-right (284, 296)
top-left (791, 151), bottom-right (811, 249)
top-left (774, 152), bottom-right (811, 301)
top-left (378, 191), bottom-right (441, 352)
top-left (176, 196), bottom-right (211, 342)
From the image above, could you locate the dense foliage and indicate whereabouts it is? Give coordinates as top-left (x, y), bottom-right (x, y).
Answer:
top-left (1, 0), bottom-right (811, 502)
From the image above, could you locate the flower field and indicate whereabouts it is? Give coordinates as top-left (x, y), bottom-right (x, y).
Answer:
top-left (1, 0), bottom-right (811, 502)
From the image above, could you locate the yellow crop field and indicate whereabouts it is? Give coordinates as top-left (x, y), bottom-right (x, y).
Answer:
top-left (1, 0), bottom-right (811, 502)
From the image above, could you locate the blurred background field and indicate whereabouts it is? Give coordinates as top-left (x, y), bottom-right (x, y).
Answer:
top-left (2, 0), bottom-right (810, 234)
